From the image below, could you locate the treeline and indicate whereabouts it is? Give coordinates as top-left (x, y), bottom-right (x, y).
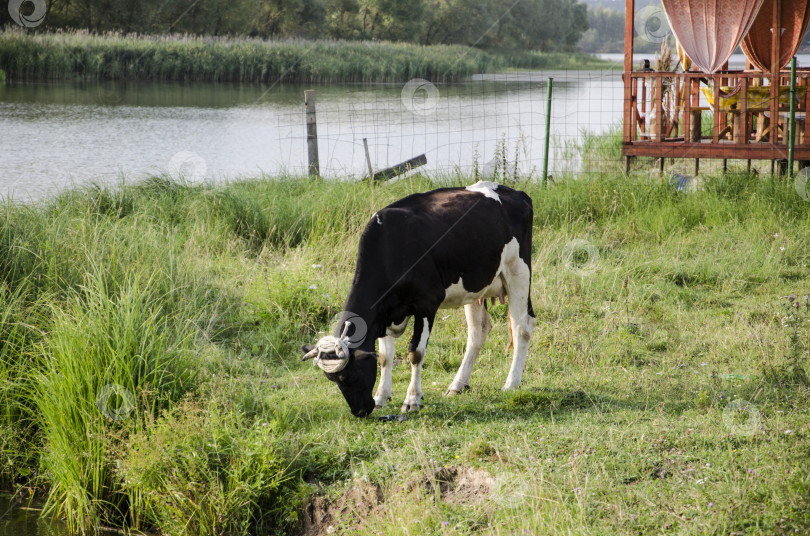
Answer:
top-left (1, 0), bottom-right (588, 51)
top-left (0, 0), bottom-right (588, 51)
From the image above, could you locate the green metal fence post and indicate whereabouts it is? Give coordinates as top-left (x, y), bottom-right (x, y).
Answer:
top-left (543, 77), bottom-right (553, 186)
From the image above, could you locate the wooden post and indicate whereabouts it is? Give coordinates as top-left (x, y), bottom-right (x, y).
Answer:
top-left (713, 74), bottom-right (721, 144)
top-left (769, 0), bottom-right (780, 145)
top-left (804, 72), bottom-right (810, 144)
top-left (788, 57), bottom-right (797, 175)
top-left (740, 77), bottom-right (749, 144)
top-left (305, 90), bottom-right (320, 177)
top-left (373, 155), bottom-right (427, 182)
top-left (363, 138), bottom-right (374, 181)
top-left (622, 0), bottom-right (635, 145)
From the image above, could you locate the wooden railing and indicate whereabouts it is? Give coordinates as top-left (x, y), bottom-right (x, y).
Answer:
top-left (622, 69), bottom-right (810, 161)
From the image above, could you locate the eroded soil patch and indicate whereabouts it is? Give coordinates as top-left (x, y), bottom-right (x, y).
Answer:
top-left (299, 481), bottom-right (384, 536)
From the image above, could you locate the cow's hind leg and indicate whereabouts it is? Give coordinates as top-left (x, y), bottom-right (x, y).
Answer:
top-left (402, 315), bottom-right (434, 412)
top-left (445, 302), bottom-right (492, 395)
top-left (503, 263), bottom-right (536, 390)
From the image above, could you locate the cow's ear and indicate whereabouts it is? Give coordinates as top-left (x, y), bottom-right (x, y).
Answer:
top-left (353, 350), bottom-right (376, 361)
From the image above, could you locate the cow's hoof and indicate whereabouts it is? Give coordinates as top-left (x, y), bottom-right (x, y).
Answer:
top-left (444, 384), bottom-right (469, 396)
top-left (401, 403), bottom-right (422, 413)
top-left (374, 396), bottom-right (391, 409)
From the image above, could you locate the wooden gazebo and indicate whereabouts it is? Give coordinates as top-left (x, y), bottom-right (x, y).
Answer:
top-left (622, 0), bottom-right (810, 174)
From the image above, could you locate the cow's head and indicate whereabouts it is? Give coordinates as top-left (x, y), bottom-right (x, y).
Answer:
top-left (301, 325), bottom-right (377, 417)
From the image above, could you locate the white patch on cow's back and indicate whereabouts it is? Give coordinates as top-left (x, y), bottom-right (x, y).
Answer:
top-left (374, 212), bottom-right (382, 224)
top-left (466, 181), bottom-right (501, 203)
top-left (439, 238), bottom-right (518, 308)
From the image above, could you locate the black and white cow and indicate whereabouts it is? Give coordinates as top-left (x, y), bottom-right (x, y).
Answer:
top-left (301, 181), bottom-right (536, 417)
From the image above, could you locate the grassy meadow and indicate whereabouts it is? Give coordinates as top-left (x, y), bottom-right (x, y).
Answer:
top-left (0, 166), bottom-right (809, 535)
top-left (0, 29), bottom-right (618, 84)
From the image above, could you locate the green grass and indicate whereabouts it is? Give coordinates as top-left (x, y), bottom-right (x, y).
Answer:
top-left (0, 29), bottom-right (619, 83)
top-left (0, 165), bottom-right (809, 534)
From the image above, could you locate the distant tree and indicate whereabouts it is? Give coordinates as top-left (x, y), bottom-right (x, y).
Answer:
top-left (421, 0), bottom-right (495, 46)
top-left (325, 0), bottom-right (362, 39)
top-left (356, 0), bottom-right (424, 41)
top-left (252, 0), bottom-right (326, 37)
top-left (578, 4), bottom-right (625, 53)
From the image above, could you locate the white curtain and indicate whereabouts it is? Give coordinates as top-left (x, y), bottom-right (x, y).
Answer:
top-left (661, 0), bottom-right (765, 73)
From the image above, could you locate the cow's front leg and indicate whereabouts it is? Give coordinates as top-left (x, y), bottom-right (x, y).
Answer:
top-left (402, 315), bottom-right (433, 412)
top-left (374, 336), bottom-right (395, 408)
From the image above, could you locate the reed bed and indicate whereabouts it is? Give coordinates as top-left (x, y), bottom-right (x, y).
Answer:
top-left (0, 29), bottom-right (618, 83)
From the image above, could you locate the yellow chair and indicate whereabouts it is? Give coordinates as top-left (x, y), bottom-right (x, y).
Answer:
top-left (701, 86), bottom-right (806, 110)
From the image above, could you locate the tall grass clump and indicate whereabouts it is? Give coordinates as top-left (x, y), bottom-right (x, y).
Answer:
top-left (34, 268), bottom-right (204, 532)
top-left (0, 29), bottom-right (618, 83)
top-left (120, 398), bottom-right (300, 535)
top-left (0, 282), bottom-right (41, 484)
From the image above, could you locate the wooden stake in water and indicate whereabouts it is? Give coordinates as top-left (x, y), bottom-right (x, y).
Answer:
top-left (305, 90), bottom-right (320, 177)
top-left (543, 78), bottom-right (553, 185)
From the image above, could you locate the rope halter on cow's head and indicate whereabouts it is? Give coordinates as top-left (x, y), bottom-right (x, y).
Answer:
top-left (302, 321), bottom-right (353, 373)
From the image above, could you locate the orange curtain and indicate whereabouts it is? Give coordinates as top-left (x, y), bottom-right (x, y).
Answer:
top-left (661, 0), bottom-right (764, 73)
top-left (741, 0), bottom-right (810, 71)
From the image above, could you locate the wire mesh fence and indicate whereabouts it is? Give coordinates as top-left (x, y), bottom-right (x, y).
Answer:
top-left (267, 70), bottom-right (625, 182)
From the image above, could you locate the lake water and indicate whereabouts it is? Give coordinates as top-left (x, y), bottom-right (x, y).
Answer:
top-left (0, 495), bottom-right (68, 536)
top-left (0, 72), bottom-right (624, 201)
